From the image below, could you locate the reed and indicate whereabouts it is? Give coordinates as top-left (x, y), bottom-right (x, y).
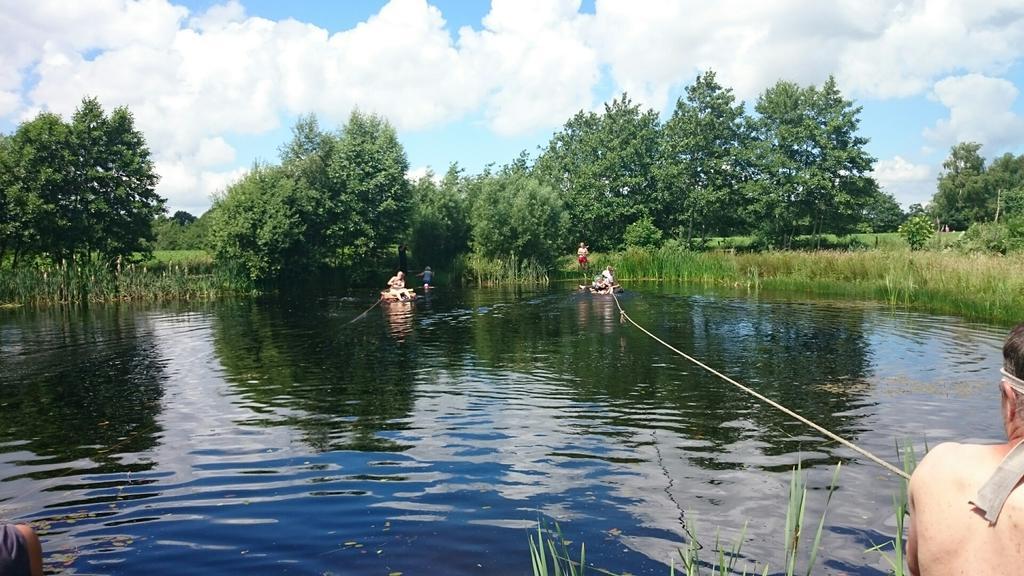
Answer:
top-left (0, 259), bottom-right (254, 306)
top-left (529, 463), bottom-right (842, 576)
top-left (571, 247), bottom-right (1024, 324)
top-left (457, 253), bottom-right (550, 286)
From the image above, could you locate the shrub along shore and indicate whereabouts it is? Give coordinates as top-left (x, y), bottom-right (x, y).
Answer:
top-left (570, 247), bottom-right (1024, 325)
top-left (0, 253), bottom-right (254, 307)
top-left (5, 247), bottom-right (1022, 326)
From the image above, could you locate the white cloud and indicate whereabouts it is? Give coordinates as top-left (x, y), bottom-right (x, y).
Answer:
top-left (873, 156), bottom-right (935, 207)
top-left (188, 0), bottom-right (245, 31)
top-left (923, 73), bottom-right (1024, 153)
top-left (156, 159), bottom-right (246, 214)
top-left (195, 137), bottom-right (236, 167)
top-left (5, 0), bottom-right (1024, 213)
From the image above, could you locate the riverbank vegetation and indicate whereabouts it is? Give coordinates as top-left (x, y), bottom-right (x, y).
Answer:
top-left (5, 70), bottom-right (1024, 310)
top-left (570, 246), bottom-right (1024, 324)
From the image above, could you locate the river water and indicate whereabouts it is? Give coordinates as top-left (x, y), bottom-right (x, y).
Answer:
top-left (0, 284), bottom-right (1009, 575)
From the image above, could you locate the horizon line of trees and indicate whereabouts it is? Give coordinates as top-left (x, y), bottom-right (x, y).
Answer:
top-left (200, 71), bottom-right (907, 281)
top-left (9, 72), bottom-right (1023, 282)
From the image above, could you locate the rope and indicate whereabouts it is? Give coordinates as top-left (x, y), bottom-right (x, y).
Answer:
top-left (347, 295), bottom-right (383, 324)
top-left (609, 292), bottom-right (910, 480)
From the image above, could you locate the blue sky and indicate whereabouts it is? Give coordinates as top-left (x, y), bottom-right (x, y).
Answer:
top-left (4, 0), bottom-right (1024, 214)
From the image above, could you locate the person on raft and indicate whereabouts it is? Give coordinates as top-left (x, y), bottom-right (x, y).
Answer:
top-left (385, 271), bottom-right (414, 301)
top-left (601, 265), bottom-right (615, 286)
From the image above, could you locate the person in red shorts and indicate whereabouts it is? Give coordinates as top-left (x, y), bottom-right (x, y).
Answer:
top-left (576, 242), bottom-right (589, 271)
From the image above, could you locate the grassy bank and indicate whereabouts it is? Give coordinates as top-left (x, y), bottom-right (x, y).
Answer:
top-left (0, 254), bottom-right (253, 306)
top-left (564, 247), bottom-right (1024, 324)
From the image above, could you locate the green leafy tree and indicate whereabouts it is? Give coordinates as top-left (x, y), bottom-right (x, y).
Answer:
top-left (69, 98), bottom-right (163, 262)
top-left (326, 110), bottom-right (411, 268)
top-left (657, 71), bottom-right (749, 244)
top-left (208, 164), bottom-right (311, 280)
top-left (468, 167), bottom-right (568, 267)
top-left (5, 113), bottom-right (73, 263)
top-left (899, 215), bottom-right (934, 250)
top-left (409, 164), bottom-right (470, 268)
top-left (931, 142), bottom-right (991, 230)
top-left (536, 93), bottom-right (660, 251)
top-left (861, 191), bottom-right (905, 232)
top-left (623, 216), bottom-right (663, 249)
top-left (746, 78), bottom-right (876, 247)
top-left (986, 152), bottom-right (1024, 222)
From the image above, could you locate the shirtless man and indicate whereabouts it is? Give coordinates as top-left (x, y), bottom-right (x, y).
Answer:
top-left (577, 243), bottom-right (589, 271)
top-left (907, 323), bottom-right (1024, 575)
top-left (385, 271), bottom-right (413, 301)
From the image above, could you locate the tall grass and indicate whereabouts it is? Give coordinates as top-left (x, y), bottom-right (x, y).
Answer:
top-left (530, 463), bottom-right (843, 576)
top-left (570, 247), bottom-right (1024, 324)
top-left (0, 258), bottom-right (254, 306)
top-left (457, 253), bottom-right (550, 286)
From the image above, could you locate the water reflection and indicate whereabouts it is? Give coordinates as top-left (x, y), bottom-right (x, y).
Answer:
top-left (0, 287), bottom-right (1009, 575)
top-left (383, 301), bottom-right (415, 342)
top-left (210, 299), bottom-right (417, 453)
top-left (0, 307), bottom-right (166, 494)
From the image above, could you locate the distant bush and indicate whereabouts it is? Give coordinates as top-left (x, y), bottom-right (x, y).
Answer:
top-left (958, 222), bottom-right (1017, 254)
top-left (898, 215), bottom-right (934, 251)
top-left (623, 216), bottom-right (663, 249)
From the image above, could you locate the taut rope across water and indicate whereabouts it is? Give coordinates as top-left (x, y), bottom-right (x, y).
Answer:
top-left (609, 292), bottom-right (910, 481)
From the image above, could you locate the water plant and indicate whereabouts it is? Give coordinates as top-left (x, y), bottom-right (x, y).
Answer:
top-left (529, 462), bottom-right (843, 576)
top-left (566, 247), bottom-right (1024, 324)
top-left (457, 253), bottom-right (550, 286)
top-left (0, 258), bottom-right (254, 306)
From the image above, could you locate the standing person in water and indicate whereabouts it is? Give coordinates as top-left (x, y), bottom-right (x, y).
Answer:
top-left (416, 266), bottom-right (433, 289)
top-left (398, 244), bottom-right (408, 274)
top-left (576, 243), bottom-right (589, 271)
top-left (0, 523), bottom-right (43, 576)
top-left (907, 322), bottom-right (1024, 576)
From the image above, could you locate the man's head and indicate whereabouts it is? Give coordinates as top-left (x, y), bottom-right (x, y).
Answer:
top-left (1001, 323), bottom-right (1024, 437)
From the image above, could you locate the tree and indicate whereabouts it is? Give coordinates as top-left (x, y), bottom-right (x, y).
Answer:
top-left (746, 78), bottom-right (877, 247)
top-left (326, 110), bottom-right (411, 268)
top-left (69, 98), bottom-right (163, 262)
top-left (899, 215), bottom-right (934, 250)
top-left (208, 164), bottom-right (311, 281)
top-left (656, 71), bottom-right (749, 244)
top-left (5, 113), bottom-right (73, 263)
top-left (931, 142), bottom-right (990, 230)
top-left (170, 210), bottom-right (197, 226)
top-left (536, 93), bottom-right (660, 251)
top-left (860, 191), bottom-right (905, 232)
top-left (409, 164), bottom-right (470, 268)
top-left (468, 167), bottom-right (568, 267)
top-left (623, 216), bottom-right (663, 249)
top-left (986, 152), bottom-right (1024, 222)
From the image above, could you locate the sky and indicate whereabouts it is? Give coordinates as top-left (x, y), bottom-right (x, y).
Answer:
top-left (3, 0), bottom-right (1024, 216)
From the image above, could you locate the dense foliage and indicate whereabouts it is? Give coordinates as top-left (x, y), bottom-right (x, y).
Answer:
top-left (0, 97), bottom-right (163, 267)
top-left (208, 111), bottom-right (411, 281)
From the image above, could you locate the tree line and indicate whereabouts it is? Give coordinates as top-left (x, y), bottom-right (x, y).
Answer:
top-left (11, 72), bottom-right (1020, 284)
top-left (198, 71), bottom-right (904, 281)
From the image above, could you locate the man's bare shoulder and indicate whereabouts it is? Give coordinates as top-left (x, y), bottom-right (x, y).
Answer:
top-left (911, 441), bottom-right (1001, 489)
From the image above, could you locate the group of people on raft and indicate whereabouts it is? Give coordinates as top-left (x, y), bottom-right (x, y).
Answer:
top-left (383, 267), bottom-right (432, 302)
top-left (577, 242), bottom-right (619, 294)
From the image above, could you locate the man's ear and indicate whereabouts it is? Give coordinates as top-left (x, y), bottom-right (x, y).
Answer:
top-left (1002, 381), bottom-right (1017, 422)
